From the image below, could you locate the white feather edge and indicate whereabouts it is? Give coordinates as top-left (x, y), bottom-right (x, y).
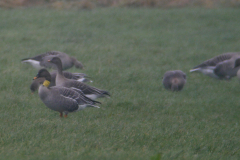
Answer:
top-left (76, 78), bottom-right (93, 83)
top-left (59, 94), bottom-right (99, 111)
top-left (21, 59), bottom-right (43, 69)
top-left (70, 87), bottom-right (102, 100)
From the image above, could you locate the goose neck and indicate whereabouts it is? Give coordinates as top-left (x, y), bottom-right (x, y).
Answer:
top-left (43, 80), bottom-right (51, 87)
top-left (56, 64), bottom-right (63, 75)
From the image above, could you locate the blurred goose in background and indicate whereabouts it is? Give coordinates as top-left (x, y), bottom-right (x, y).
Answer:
top-left (190, 52), bottom-right (240, 80)
top-left (30, 71), bottom-right (92, 93)
top-left (34, 69), bottom-right (100, 118)
top-left (21, 51), bottom-right (83, 70)
top-left (48, 57), bottom-right (110, 100)
top-left (163, 70), bottom-right (186, 91)
top-left (234, 59), bottom-right (240, 81)
top-left (213, 55), bottom-right (240, 80)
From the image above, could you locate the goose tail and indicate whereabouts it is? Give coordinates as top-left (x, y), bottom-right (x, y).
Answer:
top-left (92, 105), bottom-right (100, 108)
top-left (72, 58), bottom-right (84, 69)
top-left (189, 68), bottom-right (200, 72)
top-left (102, 90), bottom-right (111, 97)
top-left (21, 58), bottom-right (32, 63)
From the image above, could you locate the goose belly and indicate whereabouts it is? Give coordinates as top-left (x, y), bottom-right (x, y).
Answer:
top-left (222, 67), bottom-right (240, 79)
top-left (40, 95), bottom-right (78, 112)
top-left (201, 69), bottom-right (219, 78)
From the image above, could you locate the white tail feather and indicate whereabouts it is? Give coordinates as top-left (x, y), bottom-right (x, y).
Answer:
top-left (21, 59), bottom-right (42, 69)
top-left (189, 68), bottom-right (200, 72)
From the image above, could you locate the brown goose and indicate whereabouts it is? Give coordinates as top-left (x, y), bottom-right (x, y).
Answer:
top-left (21, 51), bottom-right (83, 70)
top-left (162, 70), bottom-right (186, 91)
top-left (190, 52), bottom-right (240, 80)
top-left (48, 57), bottom-right (110, 100)
top-left (30, 71), bottom-right (91, 93)
top-left (34, 69), bottom-right (100, 118)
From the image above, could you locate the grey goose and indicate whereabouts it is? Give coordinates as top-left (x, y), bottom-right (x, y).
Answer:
top-left (48, 57), bottom-right (110, 100)
top-left (190, 52), bottom-right (240, 80)
top-left (22, 51), bottom-right (83, 70)
top-left (163, 70), bottom-right (186, 91)
top-left (234, 58), bottom-right (240, 81)
top-left (34, 69), bottom-right (100, 118)
top-left (30, 71), bottom-right (91, 93)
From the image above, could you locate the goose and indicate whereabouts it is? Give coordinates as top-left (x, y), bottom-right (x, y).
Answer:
top-left (190, 52), bottom-right (240, 79)
top-left (33, 69), bottom-right (100, 118)
top-left (21, 51), bottom-right (83, 70)
top-left (30, 71), bottom-right (92, 93)
top-left (162, 70), bottom-right (186, 91)
top-left (213, 55), bottom-right (240, 80)
top-left (234, 58), bottom-right (240, 81)
top-left (48, 57), bottom-right (110, 100)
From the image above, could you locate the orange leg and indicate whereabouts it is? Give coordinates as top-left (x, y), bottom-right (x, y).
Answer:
top-left (64, 114), bottom-right (68, 118)
top-left (59, 112), bottom-right (63, 117)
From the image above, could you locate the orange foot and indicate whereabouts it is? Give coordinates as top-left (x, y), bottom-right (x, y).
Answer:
top-left (60, 112), bottom-right (63, 117)
top-left (64, 114), bottom-right (68, 118)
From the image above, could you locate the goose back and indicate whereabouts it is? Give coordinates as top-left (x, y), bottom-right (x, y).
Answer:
top-left (192, 52), bottom-right (240, 69)
top-left (22, 51), bottom-right (83, 70)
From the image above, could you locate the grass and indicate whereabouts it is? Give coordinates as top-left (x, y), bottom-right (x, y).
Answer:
top-left (0, 7), bottom-right (240, 159)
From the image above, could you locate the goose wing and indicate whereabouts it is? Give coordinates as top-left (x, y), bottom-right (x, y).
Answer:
top-left (70, 87), bottom-right (101, 105)
top-left (63, 72), bottom-right (87, 79)
top-left (52, 86), bottom-right (80, 112)
top-left (44, 51), bottom-right (63, 56)
top-left (54, 86), bottom-right (100, 107)
top-left (64, 80), bottom-right (109, 96)
top-left (192, 52), bottom-right (240, 69)
top-left (66, 72), bottom-right (91, 82)
top-left (21, 54), bottom-right (45, 61)
top-left (21, 51), bottom-right (60, 61)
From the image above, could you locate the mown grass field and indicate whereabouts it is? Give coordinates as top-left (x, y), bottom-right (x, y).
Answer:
top-left (0, 7), bottom-right (240, 159)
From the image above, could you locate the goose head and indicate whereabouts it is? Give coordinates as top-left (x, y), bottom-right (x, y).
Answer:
top-left (48, 57), bottom-right (62, 69)
top-left (34, 69), bottom-right (52, 87)
top-left (30, 77), bottom-right (45, 93)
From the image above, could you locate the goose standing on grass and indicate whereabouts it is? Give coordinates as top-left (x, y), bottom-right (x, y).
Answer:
top-left (163, 70), bottom-right (186, 91)
top-left (21, 51), bottom-right (84, 70)
top-left (30, 71), bottom-right (92, 93)
top-left (34, 69), bottom-right (100, 118)
top-left (48, 57), bottom-right (110, 100)
top-left (190, 52), bottom-right (240, 80)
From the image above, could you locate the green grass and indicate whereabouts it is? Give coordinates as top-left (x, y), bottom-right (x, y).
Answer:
top-left (0, 7), bottom-right (240, 159)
